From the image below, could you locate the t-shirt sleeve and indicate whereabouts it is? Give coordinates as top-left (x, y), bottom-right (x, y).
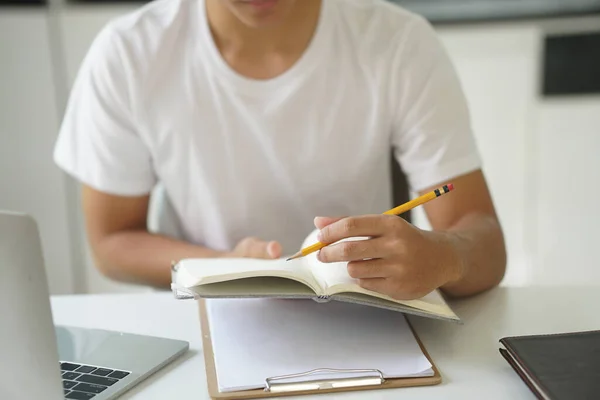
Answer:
top-left (391, 16), bottom-right (482, 193)
top-left (53, 25), bottom-right (157, 196)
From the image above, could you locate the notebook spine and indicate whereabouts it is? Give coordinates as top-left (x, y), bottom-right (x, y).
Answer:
top-left (313, 295), bottom-right (331, 303)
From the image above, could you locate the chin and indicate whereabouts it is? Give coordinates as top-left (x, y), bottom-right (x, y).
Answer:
top-left (233, 0), bottom-right (295, 28)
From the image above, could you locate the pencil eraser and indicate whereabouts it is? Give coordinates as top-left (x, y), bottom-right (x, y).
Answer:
top-left (447, 183), bottom-right (454, 191)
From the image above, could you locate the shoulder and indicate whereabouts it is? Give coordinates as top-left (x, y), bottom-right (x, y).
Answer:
top-left (104, 0), bottom-right (194, 40)
top-left (84, 0), bottom-right (196, 76)
top-left (328, 0), bottom-right (443, 62)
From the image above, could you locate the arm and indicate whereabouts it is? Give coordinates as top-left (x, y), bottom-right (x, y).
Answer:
top-left (421, 170), bottom-right (506, 297)
top-left (82, 185), bottom-right (224, 288)
top-left (83, 185), bottom-right (282, 289)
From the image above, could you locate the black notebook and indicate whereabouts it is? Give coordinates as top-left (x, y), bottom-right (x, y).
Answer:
top-left (499, 330), bottom-right (600, 400)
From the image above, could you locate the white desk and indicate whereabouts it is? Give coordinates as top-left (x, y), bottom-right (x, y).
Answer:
top-left (51, 286), bottom-right (600, 399)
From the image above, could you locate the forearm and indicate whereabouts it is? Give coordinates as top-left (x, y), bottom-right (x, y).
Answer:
top-left (439, 212), bottom-right (507, 298)
top-left (92, 230), bottom-right (227, 289)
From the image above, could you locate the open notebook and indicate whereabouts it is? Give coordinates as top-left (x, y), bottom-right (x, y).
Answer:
top-left (172, 229), bottom-right (460, 322)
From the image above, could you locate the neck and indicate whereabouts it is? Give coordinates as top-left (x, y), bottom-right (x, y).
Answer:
top-left (205, 0), bottom-right (322, 56)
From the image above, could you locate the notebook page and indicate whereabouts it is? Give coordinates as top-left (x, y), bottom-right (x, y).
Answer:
top-left (206, 298), bottom-right (433, 392)
top-left (175, 257), bottom-right (321, 293)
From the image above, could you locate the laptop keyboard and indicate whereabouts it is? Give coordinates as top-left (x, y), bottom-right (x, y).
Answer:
top-left (60, 361), bottom-right (131, 399)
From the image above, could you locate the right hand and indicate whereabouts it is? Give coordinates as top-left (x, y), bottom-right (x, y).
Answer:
top-left (231, 237), bottom-right (282, 259)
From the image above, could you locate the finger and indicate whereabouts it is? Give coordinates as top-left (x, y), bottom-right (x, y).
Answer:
top-left (317, 237), bottom-right (391, 263)
top-left (317, 215), bottom-right (394, 244)
top-left (267, 241), bottom-right (282, 259)
top-left (314, 216), bottom-right (344, 230)
top-left (346, 259), bottom-right (390, 279)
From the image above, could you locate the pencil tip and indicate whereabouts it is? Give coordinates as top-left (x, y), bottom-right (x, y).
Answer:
top-left (286, 252), bottom-right (303, 261)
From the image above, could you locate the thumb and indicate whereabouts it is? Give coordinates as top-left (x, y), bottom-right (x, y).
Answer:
top-left (266, 241), bottom-right (282, 259)
top-left (314, 216), bottom-right (344, 230)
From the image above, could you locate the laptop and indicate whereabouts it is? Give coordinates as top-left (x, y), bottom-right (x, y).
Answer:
top-left (0, 211), bottom-right (189, 400)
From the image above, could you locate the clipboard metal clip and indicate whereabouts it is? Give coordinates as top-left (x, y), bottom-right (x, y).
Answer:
top-left (265, 368), bottom-right (384, 393)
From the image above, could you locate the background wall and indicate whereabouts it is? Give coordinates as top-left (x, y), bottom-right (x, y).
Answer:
top-left (1, 1), bottom-right (599, 295)
top-left (0, 11), bottom-right (77, 294)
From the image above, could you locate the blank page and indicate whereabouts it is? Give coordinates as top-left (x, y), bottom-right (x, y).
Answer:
top-left (175, 258), bottom-right (318, 290)
top-left (206, 298), bottom-right (433, 392)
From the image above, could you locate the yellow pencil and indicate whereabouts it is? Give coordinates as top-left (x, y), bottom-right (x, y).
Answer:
top-left (286, 183), bottom-right (454, 261)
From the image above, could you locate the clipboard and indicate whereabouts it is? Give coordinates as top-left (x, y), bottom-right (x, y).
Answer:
top-left (197, 299), bottom-right (441, 399)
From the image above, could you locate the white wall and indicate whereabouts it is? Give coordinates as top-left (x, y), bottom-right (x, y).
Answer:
top-left (0, 6), bottom-right (144, 295)
top-left (527, 16), bottom-right (600, 285)
top-left (0, 10), bottom-right (77, 295)
top-left (533, 98), bottom-right (600, 285)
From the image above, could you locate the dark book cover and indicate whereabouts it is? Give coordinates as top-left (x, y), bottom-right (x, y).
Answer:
top-left (500, 330), bottom-right (600, 400)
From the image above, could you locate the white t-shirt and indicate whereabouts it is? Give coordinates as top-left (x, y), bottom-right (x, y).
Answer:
top-left (54, 0), bottom-right (481, 254)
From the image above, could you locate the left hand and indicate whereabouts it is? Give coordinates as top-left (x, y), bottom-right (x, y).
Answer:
top-left (314, 215), bottom-right (465, 300)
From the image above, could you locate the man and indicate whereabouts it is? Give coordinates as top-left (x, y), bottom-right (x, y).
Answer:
top-left (54, 0), bottom-right (506, 300)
